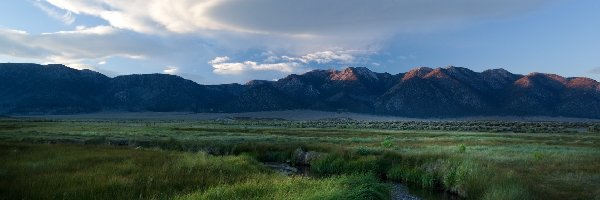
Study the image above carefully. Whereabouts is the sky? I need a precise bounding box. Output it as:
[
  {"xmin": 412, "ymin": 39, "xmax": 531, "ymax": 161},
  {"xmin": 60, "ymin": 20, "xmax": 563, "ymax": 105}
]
[{"xmin": 1, "ymin": 0, "xmax": 599, "ymax": 84}]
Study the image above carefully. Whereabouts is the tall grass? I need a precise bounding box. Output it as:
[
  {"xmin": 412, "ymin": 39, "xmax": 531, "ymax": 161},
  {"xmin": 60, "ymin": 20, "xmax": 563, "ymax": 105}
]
[
  {"xmin": 1, "ymin": 119, "xmax": 599, "ymax": 199},
  {"xmin": 311, "ymin": 149, "xmax": 534, "ymax": 199},
  {"xmin": 0, "ymin": 143, "xmax": 389, "ymax": 200},
  {"xmin": 0, "ymin": 143, "xmax": 264, "ymax": 199},
  {"xmin": 176, "ymin": 174, "xmax": 389, "ymax": 200}
]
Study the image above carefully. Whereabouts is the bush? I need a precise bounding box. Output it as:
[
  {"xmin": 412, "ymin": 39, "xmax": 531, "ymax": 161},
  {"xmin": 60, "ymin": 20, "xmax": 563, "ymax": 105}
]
[
  {"xmin": 532, "ymin": 151, "xmax": 544, "ymax": 161},
  {"xmin": 355, "ymin": 146, "xmax": 373, "ymax": 155},
  {"xmin": 458, "ymin": 144, "xmax": 466, "ymax": 153},
  {"xmin": 440, "ymin": 159, "xmax": 487, "ymax": 197},
  {"xmin": 381, "ymin": 137, "xmax": 394, "ymax": 149}
]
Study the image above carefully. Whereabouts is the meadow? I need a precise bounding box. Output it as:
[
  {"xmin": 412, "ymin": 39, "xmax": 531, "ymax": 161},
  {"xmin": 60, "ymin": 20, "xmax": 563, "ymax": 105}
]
[{"xmin": 0, "ymin": 118, "xmax": 599, "ymax": 200}]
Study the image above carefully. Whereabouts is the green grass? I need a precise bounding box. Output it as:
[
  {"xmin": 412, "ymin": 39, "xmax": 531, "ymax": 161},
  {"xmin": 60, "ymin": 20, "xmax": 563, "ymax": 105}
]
[
  {"xmin": 176, "ymin": 174, "xmax": 388, "ymax": 200},
  {"xmin": 0, "ymin": 143, "xmax": 388, "ymax": 200},
  {"xmin": 1, "ymin": 119, "xmax": 599, "ymax": 199},
  {"xmin": 0, "ymin": 143, "xmax": 265, "ymax": 199}
]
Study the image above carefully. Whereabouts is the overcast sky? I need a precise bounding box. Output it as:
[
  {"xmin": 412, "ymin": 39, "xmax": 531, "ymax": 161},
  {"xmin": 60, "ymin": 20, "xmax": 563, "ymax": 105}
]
[{"xmin": 1, "ymin": 0, "xmax": 599, "ymax": 84}]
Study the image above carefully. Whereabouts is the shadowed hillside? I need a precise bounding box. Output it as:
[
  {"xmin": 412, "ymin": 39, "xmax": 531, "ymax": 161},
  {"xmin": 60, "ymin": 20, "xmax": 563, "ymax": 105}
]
[{"xmin": 1, "ymin": 63, "xmax": 599, "ymax": 118}]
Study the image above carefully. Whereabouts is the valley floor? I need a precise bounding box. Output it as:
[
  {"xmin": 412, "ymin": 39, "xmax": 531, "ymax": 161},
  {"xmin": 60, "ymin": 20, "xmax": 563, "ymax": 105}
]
[
  {"xmin": 10, "ymin": 109, "xmax": 600, "ymax": 122},
  {"xmin": 0, "ymin": 118, "xmax": 599, "ymax": 199}
]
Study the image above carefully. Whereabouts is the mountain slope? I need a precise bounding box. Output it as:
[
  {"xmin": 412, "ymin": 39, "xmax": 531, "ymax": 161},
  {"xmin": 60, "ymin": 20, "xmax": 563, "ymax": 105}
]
[
  {"xmin": 104, "ymin": 74, "xmax": 207, "ymax": 112},
  {"xmin": 1, "ymin": 63, "xmax": 598, "ymax": 118},
  {"xmin": 0, "ymin": 63, "xmax": 109, "ymax": 114}
]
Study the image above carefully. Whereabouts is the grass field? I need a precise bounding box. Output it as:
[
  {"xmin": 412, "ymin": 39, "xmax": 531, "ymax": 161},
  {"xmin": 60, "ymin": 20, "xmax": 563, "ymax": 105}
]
[
  {"xmin": 0, "ymin": 143, "xmax": 387, "ymax": 200},
  {"xmin": 1, "ymin": 118, "xmax": 599, "ymax": 200}
]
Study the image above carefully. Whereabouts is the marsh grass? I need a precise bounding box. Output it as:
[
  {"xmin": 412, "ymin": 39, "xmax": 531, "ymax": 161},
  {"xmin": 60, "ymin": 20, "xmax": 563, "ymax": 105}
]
[
  {"xmin": 458, "ymin": 144, "xmax": 466, "ymax": 153},
  {"xmin": 176, "ymin": 174, "xmax": 389, "ymax": 200},
  {"xmin": 0, "ymin": 143, "xmax": 389, "ymax": 200},
  {"xmin": 1, "ymin": 119, "xmax": 599, "ymax": 199},
  {"xmin": 0, "ymin": 143, "xmax": 274, "ymax": 200}
]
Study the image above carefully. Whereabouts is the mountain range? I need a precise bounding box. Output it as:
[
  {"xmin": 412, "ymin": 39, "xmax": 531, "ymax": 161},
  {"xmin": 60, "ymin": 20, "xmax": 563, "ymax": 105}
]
[{"xmin": 1, "ymin": 63, "xmax": 599, "ymax": 118}]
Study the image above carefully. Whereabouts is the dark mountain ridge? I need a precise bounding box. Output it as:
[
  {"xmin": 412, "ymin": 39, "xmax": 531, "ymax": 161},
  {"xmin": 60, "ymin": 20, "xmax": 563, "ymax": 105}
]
[{"xmin": 1, "ymin": 63, "xmax": 599, "ymax": 118}]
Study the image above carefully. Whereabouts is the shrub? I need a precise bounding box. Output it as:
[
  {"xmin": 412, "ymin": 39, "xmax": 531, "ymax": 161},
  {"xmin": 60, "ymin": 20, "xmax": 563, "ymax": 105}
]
[
  {"xmin": 458, "ymin": 144, "xmax": 466, "ymax": 153},
  {"xmin": 381, "ymin": 137, "xmax": 394, "ymax": 149},
  {"xmin": 355, "ymin": 146, "xmax": 372, "ymax": 155},
  {"xmin": 532, "ymin": 151, "xmax": 544, "ymax": 161},
  {"xmin": 440, "ymin": 159, "xmax": 485, "ymax": 197}
]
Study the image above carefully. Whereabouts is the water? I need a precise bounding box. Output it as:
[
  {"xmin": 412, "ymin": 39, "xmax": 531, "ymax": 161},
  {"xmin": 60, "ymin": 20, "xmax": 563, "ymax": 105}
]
[
  {"xmin": 262, "ymin": 162, "xmax": 310, "ymax": 176},
  {"xmin": 262, "ymin": 162, "xmax": 459, "ymax": 200},
  {"xmin": 391, "ymin": 184, "xmax": 420, "ymax": 200},
  {"xmin": 402, "ymin": 184, "xmax": 461, "ymax": 200}
]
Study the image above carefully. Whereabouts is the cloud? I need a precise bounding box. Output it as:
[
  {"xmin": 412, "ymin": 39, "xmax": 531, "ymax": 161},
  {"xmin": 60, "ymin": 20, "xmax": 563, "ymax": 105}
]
[
  {"xmin": 209, "ymin": 56, "xmax": 231, "ymax": 65},
  {"xmin": 44, "ymin": 0, "xmax": 226, "ymax": 34},
  {"xmin": 283, "ymin": 51, "xmax": 357, "ymax": 64},
  {"xmin": 33, "ymin": 0, "xmax": 76, "ymax": 25},
  {"xmin": 35, "ymin": 0, "xmax": 556, "ymax": 52},
  {"xmin": 37, "ymin": 0, "xmax": 554, "ymax": 71},
  {"xmin": 163, "ymin": 66, "xmax": 178, "ymax": 74},
  {"xmin": 46, "ymin": 26, "xmax": 117, "ymax": 35},
  {"xmin": 3, "ymin": 0, "xmax": 561, "ymax": 84},
  {"xmin": 45, "ymin": 0, "xmax": 549, "ymax": 35},
  {"xmin": 208, "ymin": 0, "xmax": 549, "ymax": 35},
  {"xmin": 250, "ymin": 62, "xmax": 298, "ymax": 73},
  {"xmin": 0, "ymin": 26, "xmax": 227, "ymax": 83},
  {"xmin": 0, "ymin": 27, "xmax": 151, "ymax": 65},
  {"xmin": 589, "ymin": 68, "xmax": 600, "ymax": 75},
  {"xmin": 209, "ymin": 57, "xmax": 299, "ymax": 75},
  {"xmin": 44, "ymin": 55, "xmax": 91, "ymax": 70},
  {"xmin": 208, "ymin": 50, "xmax": 371, "ymax": 75}
]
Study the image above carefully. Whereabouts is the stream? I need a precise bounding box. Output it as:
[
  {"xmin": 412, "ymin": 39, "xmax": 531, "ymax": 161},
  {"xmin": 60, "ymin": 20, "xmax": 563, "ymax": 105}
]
[{"xmin": 263, "ymin": 162, "xmax": 459, "ymax": 200}]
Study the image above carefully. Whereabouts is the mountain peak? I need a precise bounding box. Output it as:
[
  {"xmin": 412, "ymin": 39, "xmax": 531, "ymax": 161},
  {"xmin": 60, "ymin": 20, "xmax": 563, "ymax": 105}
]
[
  {"xmin": 330, "ymin": 68, "xmax": 357, "ymax": 81},
  {"xmin": 567, "ymin": 77, "xmax": 599, "ymax": 89},
  {"xmin": 525, "ymin": 72, "xmax": 568, "ymax": 83},
  {"xmin": 349, "ymin": 67, "xmax": 379, "ymax": 80},
  {"xmin": 443, "ymin": 66, "xmax": 474, "ymax": 73},
  {"xmin": 245, "ymin": 80, "xmax": 271, "ymax": 86},
  {"xmin": 402, "ymin": 67, "xmax": 433, "ymax": 81},
  {"xmin": 515, "ymin": 72, "xmax": 568, "ymax": 88},
  {"xmin": 482, "ymin": 68, "xmax": 513, "ymax": 77},
  {"xmin": 2, "ymin": 63, "xmax": 600, "ymax": 118},
  {"xmin": 480, "ymin": 68, "xmax": 520, "ymax": 89},
  {"xmin": 44, "ymin": 64, "xmax": 68, "ymax": 68},
  {"xmin": 330, "ymin": 67, "xmax": 378, "ymax": 81}
]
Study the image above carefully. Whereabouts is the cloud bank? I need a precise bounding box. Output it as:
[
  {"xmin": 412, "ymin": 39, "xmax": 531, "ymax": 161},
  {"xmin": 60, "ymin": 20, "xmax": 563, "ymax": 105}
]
[
  {"xmin": 0, "ymin": 27, "xmax": 156, "ymax": 69},
  {"xmin": 208, "ymin": 50, "xmax": 371, "ymax": 75},
  {"xmin": 33, "ymin": 1, "xmax": 75, "ymax": 25},
  {"xmin": 45, "ymin": 0, "xmax": 547, "ymax": 37},
  {"xmin": 0, "ymin": 0, "xmax": 559, "ymax": 83},
  {"xmin": 41, "ymin": 0, "xmax": 552, "ymax": 54}
]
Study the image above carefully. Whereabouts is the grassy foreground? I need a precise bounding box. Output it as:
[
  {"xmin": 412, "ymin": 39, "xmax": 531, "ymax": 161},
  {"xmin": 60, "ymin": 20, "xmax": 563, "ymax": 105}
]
[
  {"xmin": 0, "ymin": 118, "xmax": 599, "ymax": 199},
  {"xmin": 0, "ymin": 143, "xmax": 388, "ymax": 200}
]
